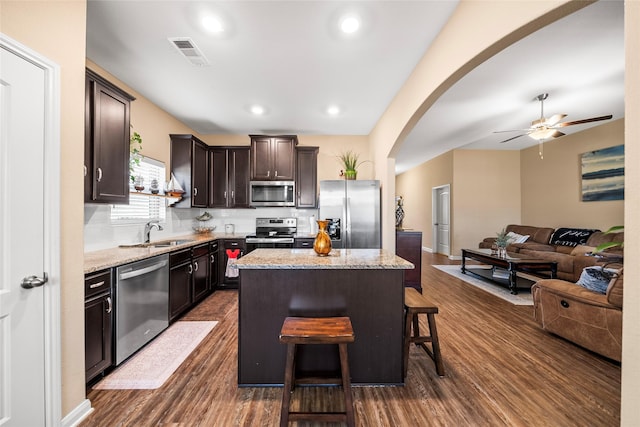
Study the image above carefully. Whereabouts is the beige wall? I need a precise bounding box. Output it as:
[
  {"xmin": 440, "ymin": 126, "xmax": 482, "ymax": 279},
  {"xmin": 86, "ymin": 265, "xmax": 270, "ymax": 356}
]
[
  {"xmin": 622, "ymin": 0, "xmax": 640, "ymax": 423},
  {"xmin": 521, "ymin": 119, "xmax": 624, "ymax": 230},
  {"xmin": 1, "ymin": 0, "xmax": 87, "ymax": 417},
  {"xmin": 452, "ymin": 150, "xmax": 521, "ymax": 255},
  {"xmin": 396, "ymin": 150, "xmax": 453, "ymax": 249}
]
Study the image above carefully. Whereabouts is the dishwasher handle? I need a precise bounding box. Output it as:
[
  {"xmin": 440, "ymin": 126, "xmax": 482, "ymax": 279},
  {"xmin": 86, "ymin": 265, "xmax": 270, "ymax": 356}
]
[{"xmin": 119, "ymin": 259, "xmax": 168, "ymax": 280}]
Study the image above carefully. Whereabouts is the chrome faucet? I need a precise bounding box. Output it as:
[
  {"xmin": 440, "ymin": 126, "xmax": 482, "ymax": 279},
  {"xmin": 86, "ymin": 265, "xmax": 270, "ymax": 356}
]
[{"xmin": 144, "ymin": 220, "xmax": 163, "ymax": 244}]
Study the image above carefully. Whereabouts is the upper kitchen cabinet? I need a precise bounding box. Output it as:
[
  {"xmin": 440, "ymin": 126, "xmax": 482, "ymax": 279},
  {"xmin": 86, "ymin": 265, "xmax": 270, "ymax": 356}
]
[
  {"xmin": 170, "ymin": 134, "xmax": 209, "ymax": 208},
  {"xmin": 296, "ymin": 146, "xmax": 318, "ymax": 208},
  {"xmin": 249, "ymin": 135, "xmax": 297, "ymax": 181},
  {"xmin": 210, "ymin": 147, "xmax": 251, "ymax": 208},
  {"xmin": 84, "ymin": 69, "xmax": 135, "ymax": 204}
]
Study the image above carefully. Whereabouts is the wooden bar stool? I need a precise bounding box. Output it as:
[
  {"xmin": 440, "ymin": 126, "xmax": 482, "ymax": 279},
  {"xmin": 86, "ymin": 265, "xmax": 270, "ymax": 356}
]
[
  {"xmin": 279, "ymin": 316, "xmax": 356, "ymax": 427},
  {"xmin": 404, "ymin": 287, "xmax": 445, "ymax": 377}
]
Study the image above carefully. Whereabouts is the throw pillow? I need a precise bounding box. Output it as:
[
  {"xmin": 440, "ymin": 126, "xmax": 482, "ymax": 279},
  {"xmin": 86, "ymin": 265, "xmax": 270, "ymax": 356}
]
[
  {"xmin": 576, "ymin": 266, "xmax": 618, "ymax": 294},
  {"xmin": 550, "ymin": 228, "xmax": 599, "ymax": 247},
  {"xmin": 506, "ymin": 231, "xmax": 530, "ymax": 244}
]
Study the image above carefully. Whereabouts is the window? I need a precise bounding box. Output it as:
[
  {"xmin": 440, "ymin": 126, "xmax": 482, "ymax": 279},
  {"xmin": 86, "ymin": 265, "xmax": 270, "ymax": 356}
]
[{"xmin": 111, "ymin": 157, "xmax": 167, "ymax": 222}]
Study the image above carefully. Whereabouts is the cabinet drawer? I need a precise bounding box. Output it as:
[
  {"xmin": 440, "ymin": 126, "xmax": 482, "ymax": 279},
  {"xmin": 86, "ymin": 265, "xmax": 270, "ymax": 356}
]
[
  {"xmin": 294, "ymin": 238, "xmax": 315, "ymax": 248},
  {"xmin": 85, "ymin": 270, "xmax": 111, "ymax": 299},
  {"xmin": 170, "ymin": 248, "xmax": 191, "ymax": 266},
  {"xmin": 192, "ymin": 243, "xmax": 209, "ymax": 258},
  {"xmin": 210, "ymin": 240, "xmax": 219, "ymax": 252}
]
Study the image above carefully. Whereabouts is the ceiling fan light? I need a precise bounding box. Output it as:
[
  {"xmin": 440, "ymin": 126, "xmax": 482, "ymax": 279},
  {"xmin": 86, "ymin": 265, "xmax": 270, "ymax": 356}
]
[{"xmin": 529, "ymin": 127, "xmax": 557, "ymax": 141}]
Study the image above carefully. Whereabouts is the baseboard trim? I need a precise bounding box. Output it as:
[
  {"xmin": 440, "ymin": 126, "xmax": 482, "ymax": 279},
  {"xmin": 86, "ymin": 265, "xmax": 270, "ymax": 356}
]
[
  {"xmin": 61, "ymin": 399, "xmax": 93, "ymax": 427},
  {"xmin": 422, "ymin": 246, "xmax": 432, "ymax": 253}
]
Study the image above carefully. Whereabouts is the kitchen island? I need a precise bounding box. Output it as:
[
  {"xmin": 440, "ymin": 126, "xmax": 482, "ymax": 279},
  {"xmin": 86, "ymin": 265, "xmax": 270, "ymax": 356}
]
[{"xmin": 236, "ymin": 248, "xmax": 413, "ymax": 386}]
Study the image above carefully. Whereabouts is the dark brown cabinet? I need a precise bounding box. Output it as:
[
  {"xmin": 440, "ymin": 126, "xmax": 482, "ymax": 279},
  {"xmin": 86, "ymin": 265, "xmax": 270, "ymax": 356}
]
[
  {"xmin": 169, "ymin": 243, "xmax": 215, "ymax": 322},
  {"xmin": 250, "ymin": 135, "xmax": 297, "ymax": 181},
  {"xmin": 170, "ymin": 134, "xmax": 209, "ymax": 208},
  {"xmin": 85, "ymin": 269, "xmax": 113, "ymax": 384},
  {"xmin": 209, "ymin": 147, "xmax": 251, "ymax": 208},
  {"xmin": 209, "ymin": 241, "xmax": 219, "ymax": 289},
  {"xmin": 396, "ymin": 230, "xmax": 423, "ymax": 292},
  {"xmin": 294, "ymin": 237, "xmax": 315, "ymax": 249},
  {"xmin": 84, "ymin": 69, "xmax": 134, "ymax": 204},
  {"xmin": 295, "ymin": 146, "xmax": 318, "ymax": 208}
]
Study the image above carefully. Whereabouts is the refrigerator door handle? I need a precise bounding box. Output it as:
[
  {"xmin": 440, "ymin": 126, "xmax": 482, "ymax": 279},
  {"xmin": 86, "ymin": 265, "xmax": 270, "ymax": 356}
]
[{"xmin": 344, "ymin": 197, "xmax": 350, "ymax": 248}]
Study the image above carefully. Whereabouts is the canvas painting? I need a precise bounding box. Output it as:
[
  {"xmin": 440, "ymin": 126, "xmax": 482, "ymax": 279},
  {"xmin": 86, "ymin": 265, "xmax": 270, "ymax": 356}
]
[{"xmin": 581, "ymin": 144, "xmax": 624, "ymax": 201}]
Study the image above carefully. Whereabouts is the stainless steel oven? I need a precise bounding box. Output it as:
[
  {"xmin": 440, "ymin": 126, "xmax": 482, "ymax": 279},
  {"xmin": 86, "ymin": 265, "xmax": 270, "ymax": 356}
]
[{"xmin": 245, "ymin": 217, "xmax": 296, "ymax": 252}]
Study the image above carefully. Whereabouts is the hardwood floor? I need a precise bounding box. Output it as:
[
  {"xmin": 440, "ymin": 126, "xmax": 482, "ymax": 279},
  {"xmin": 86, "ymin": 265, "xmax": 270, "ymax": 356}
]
[{"xmin": 82, "ymin": 253, "xmax": 620, "ymax": 426}]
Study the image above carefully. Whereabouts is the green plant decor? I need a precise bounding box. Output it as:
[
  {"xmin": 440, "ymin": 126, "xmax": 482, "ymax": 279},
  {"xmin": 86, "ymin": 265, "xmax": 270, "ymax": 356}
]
[
  {"xmin": 337, "ymin": 150, "xmax": 368, "ymax": 179},
  {"xmin": 495, "ymin": 228, "xmax": 510, "ymax": 248},
  {"xmin": 594, "ymin": 225, "xmax": 624, "ymax": 253},
  {"xmin": 129, "ymin": 130, "xmax": 143, "ymax": 183}
]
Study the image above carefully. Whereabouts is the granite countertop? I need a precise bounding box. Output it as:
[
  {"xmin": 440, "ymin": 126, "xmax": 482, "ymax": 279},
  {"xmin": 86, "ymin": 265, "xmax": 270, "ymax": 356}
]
[
  {"xmin": 235, "ymin": 248, "xmax": 414, "ymax": 270},
  {"xmin": 84, "ymin": 232, "xmax": 249, "ymax": 274}
]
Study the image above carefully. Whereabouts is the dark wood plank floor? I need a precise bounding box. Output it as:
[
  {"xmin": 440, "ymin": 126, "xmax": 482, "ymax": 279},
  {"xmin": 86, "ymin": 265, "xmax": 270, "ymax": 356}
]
[{"xmin": 82, "ymin": 253, "xmax": 620, "ymax": 426}]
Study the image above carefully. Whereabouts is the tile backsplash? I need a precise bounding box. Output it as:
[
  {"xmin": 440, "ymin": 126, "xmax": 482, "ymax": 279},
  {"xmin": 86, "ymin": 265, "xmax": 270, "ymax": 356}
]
[{"xmin": 84, "ymin": 205, "xmax": 319, "ymax": 252}]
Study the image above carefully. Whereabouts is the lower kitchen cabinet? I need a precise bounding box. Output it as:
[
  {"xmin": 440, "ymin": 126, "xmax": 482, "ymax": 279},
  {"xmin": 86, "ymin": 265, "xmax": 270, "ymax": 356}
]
[
  {"xmin": 209, "ymin": 241, "xmax": 219, "ymax": 289},
  {"xmin": 396, "ymin": 230, "xmax": 423, "ymax": 292},
  {"xmin": 85, "ymin": 269, "xmax": 113, "ymax": 384},
  {"xmin": 169, "ymin": 243, "xmax": 215, "ymax": 322},
  {"xmin": 219, "ymin": 238, "xmax": 246, "ymax": 289}
]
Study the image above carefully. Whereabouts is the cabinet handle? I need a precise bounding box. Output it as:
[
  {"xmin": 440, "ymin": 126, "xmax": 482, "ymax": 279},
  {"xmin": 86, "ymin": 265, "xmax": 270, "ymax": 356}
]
[
  {"xmin": 96, "ymin": 167, "xmax": 103, "ymax": 182},
  {"xmin": 194, "ymin": 261, "xmax": 199, "ymax": 272},
  {"xmin": 210, "ymin": 254, "xmax": 215, "ymax": 264},
  {"xmin": 89, "ymin": 281, "xmax": 105, "ymax": 289},
  {"xmin": 188, "ymin": 264, "xmax": 193, "ymax": 274},
  {"xmin": 231, "ymin": 242, "xmax": 238, "ymax": 246},
  {"xmin": 231, "ymin": 190, "xmax": 235, "ymax": 200},
  {"xmin": 194, "ymin": 187, "xmax": 198, "ymax": 197},
  {"xmin": 267, "ymin": 170, "xmax": 270, "ymax": 178},
  {"xmin": 275, "ymin": 170, "xmax": 278, "ymax": 177},
  {"xmin": 224, "ymin": 191, "xmax": 227, "ymax": 200},
  {"xmin": 84, "ymin": 165, "xmax": 87, "ymax": 177},
  {"xmin": 106, "ymin": 296, "xmax": 112, "ymax": 314}
]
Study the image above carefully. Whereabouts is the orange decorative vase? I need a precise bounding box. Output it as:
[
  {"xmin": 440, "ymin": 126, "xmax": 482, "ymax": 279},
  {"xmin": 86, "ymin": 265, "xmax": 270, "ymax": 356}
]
[{"xmin": 313, "ymin": 220, "xmax": 332, "ymax": 256}]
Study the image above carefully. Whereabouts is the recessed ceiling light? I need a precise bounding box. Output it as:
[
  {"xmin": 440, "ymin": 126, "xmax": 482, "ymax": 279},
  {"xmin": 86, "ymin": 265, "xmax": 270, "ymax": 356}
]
[
  {"xmin": 327, "ymin": 105, "xmax": 341, "ymax": 116},
  {"xmin": 202, "ymin": 15, "xmax": 224, "ymax": 33},
  {"xmin": 340, "ymin": 16, "xmax": 360, "ymax": 34},
  {"xmin": 250, "ymin": 105, "xmax": 265, "ymax": 115}
]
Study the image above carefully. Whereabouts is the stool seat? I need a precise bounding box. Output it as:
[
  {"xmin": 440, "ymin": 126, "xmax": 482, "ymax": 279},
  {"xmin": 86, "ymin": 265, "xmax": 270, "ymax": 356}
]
[
  {"xmin": 404, "ymin": 287, "xmax": 445, "ymax": 377},
  {"xmin": 279, "ymin": 316, "xmax": 355, "ymax": 344},
  {"xmin": 279, "ymin": 316, "xmax": 356, "ymax": 427}
]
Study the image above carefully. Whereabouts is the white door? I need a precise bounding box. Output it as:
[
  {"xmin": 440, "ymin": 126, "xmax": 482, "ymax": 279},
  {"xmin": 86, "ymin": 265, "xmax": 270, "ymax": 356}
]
[
  {"xmin": 0, "ymin": 41, "xmax": 58, "ymax": 426},
  {"xmin": 432, "ymin": 185, "xmax": 450, "ymax": 256}
]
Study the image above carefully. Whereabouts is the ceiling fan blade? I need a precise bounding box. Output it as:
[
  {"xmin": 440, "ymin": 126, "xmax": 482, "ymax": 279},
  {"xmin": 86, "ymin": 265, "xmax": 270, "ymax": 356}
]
[
  {"xmin": 550, "ymin": 130, "xmax": 565, "ymax": 138},
  {"xmin": 556, "ymin": 115, "xmax": 613, "ymax": 127},
  {"xmin": 499, "ymin": 133, "xmax": 526, "ymax": 143},
  {"xmin": 545, "ymin": 113, "xmax": 567, "ymax": 126}
]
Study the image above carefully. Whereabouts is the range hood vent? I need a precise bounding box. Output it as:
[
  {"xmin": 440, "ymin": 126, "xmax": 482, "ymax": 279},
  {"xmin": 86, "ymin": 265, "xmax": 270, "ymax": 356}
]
[{"xmin": 168, "ymin": 37, "xmax": 209, "ymax": 67}]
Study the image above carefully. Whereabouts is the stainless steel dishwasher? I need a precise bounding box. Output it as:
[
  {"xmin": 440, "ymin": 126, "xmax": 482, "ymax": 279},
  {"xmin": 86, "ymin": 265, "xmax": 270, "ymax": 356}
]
[{"xmin": 115, "ymin": 254, "xmax": 169, "ymax": 365}]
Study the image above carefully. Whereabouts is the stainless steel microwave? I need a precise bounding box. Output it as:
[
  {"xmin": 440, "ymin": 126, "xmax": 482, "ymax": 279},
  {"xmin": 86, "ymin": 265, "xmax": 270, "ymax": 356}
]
[{"xmin": 250, "ymin": 181, "xmax": 295, "ymax": 207}]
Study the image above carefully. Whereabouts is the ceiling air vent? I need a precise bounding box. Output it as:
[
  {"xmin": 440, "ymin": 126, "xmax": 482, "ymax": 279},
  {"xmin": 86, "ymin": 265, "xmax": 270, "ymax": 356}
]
[{"xmin": 168, "ymin": 37, "xmax": 209, "ymax": 67}]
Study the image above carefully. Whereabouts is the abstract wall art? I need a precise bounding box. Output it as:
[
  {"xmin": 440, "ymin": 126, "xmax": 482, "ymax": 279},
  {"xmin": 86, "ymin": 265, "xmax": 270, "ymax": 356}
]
[{"xmin": 581, "ymin": 144, "xmax": 624, "ymax": 201}]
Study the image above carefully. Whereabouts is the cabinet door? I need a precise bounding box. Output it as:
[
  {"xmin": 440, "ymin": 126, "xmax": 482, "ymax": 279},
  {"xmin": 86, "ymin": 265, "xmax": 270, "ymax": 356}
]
[
  {"xmin": 396, "ymin": 231, "xmax": 423, "ymax": 291},
  {"xmin": 250, "ymin": 136, "xmax": 272, "ymax": 180},
  {"xmin": 210, "ymin": 242, "xmax": 219, "ymax": 289},
  {"xmin": 85, "ymin": 294, "xmax": 113, "ymax": 383},
  {"xmin": 87, "ymin": 78, "xmax": 131, "ymax": 204},
  {"xmin": 192, "ymin": 141, "xmax": 209, "ymax": 207},
  {"xmin": 169, "ymin": 262, "xmax": 192, "ymax": 321},
  {"xmin": 192, "ymin": 252, "xmax": 210, "ymax": 304},
  {"xmin": 209, "ymin": 148, "xmax": 229, "ymax": 208},
  {"xmin": 296, "ymin": 147, "xmax": 318, "ymax": 208},
  {"xmin": 229, "ymin": 148, "xmax": 251, "ymax": 207},
  {"xmin": 272, "ymin": 137, "xmax": 296, "ymax": 180}
]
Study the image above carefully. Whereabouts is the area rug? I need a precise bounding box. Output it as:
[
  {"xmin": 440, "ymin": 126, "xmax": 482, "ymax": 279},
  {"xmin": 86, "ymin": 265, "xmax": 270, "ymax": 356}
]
[
  {"xmin": 433, "ymin": 265, "xmax": 535, "ymax": 306},
  {"xmin": 93, "ymin": 320, "xmax": 217, "ymax": 390}
]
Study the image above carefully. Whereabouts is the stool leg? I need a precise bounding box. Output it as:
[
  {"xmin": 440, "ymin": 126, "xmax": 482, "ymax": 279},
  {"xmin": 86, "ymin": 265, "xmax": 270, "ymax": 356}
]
[
  {"xmin": 427, "ymin": 313, "xmax": 445, "ymax": 376},
  {"xmin": 412, "ymin": 312, "xmax": 420, "ymax": 344},
  {"xmin": 403, "ymin": 309, "xmax": 413, "ymax": 378},
  {"xmin": 338, "ymin": 343, "xmax": 355, "ymax": 427},
  {"xmin": 280, "ymin": 343, "xmax": 296, "ymax": 427}
]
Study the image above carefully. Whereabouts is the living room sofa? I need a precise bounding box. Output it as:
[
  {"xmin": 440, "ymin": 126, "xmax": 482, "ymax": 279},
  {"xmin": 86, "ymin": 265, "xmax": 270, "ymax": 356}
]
[
  {"xmin": 479, "ymin": 224, "xmax": 624, "ymax": 282},
  {"xmin": 532, "ymin": 269, "xmax": 623, "ymax": 362}
]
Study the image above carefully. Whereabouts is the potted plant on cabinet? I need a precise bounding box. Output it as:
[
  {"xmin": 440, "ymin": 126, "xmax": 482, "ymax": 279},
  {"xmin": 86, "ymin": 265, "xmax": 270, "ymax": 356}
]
[{"xmin": 338, "ymin": 150, "xmax": 366, "ymax": 180}]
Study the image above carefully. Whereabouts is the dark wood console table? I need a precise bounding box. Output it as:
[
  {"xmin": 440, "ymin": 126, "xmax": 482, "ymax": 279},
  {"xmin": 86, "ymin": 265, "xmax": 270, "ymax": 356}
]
[{"xmin": 461, "ymin": 248, "xmax": 557, "ymax": 295}]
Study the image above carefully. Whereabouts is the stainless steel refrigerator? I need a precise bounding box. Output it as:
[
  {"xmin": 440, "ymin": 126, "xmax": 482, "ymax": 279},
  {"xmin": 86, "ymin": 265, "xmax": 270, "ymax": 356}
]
[{"xmin": 319, "ymin": 180, "xmax": 381, "ymax": 249}]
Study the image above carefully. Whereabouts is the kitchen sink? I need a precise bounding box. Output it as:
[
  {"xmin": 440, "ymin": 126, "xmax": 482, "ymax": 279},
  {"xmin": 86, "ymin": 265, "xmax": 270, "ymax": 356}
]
[{"xmin": 118, "ymin": 239, "xmax": 195, "ymax": 248}]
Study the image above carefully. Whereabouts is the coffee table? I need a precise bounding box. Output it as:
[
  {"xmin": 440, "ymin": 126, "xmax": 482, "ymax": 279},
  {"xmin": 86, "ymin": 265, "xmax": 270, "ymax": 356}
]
[{"xmin": 461, "ymin": 248, "xmax": 557, "ymax": 294}]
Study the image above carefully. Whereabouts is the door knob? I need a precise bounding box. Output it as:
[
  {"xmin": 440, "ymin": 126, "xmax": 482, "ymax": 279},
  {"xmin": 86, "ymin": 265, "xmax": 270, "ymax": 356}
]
[{"xmin": 21, "ymin": 273, "xmax": 48, "ymax": 289}]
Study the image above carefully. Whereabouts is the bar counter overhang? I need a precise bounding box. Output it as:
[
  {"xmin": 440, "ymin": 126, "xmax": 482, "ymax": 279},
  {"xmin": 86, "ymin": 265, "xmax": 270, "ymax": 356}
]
[{"xmin": 236, "ymin": 248, "xmax": 414, "ymax": 386}]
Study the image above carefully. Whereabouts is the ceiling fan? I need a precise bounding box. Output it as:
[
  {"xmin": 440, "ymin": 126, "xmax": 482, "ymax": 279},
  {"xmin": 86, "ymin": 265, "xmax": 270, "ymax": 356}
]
[{"xmin": 495, "ymin": 93, "xmax": 613, "ymax": 144}]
